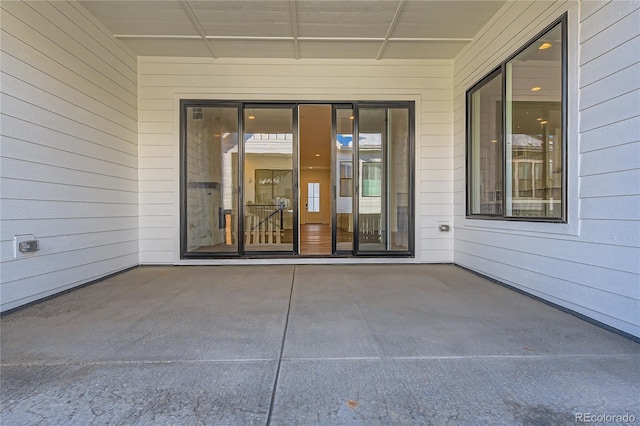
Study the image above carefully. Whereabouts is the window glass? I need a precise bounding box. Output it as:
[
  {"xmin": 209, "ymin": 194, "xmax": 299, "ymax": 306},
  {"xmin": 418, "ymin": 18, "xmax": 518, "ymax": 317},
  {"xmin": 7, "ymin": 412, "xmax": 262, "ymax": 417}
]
[
  {"xmin": 469, "ymin": 72, "xmax": 503, "ymax": 215},
  {"xmin": 336, "ymin": 109, "xmax": 354, "ymax": 251},
  {"xmin": 358, "ymin": 107, "xmax": 410, "ymax": 252},
  {"xmin": 184, "ymin": 106, "xmax": 239, "ymax": 254},
  {"xmin": 505, "ymin": 23, "xmax": 563, "ymax": 218},
  {"xmin": 244, "ymin": 108, "xmax": 294, "ymax": 251}
]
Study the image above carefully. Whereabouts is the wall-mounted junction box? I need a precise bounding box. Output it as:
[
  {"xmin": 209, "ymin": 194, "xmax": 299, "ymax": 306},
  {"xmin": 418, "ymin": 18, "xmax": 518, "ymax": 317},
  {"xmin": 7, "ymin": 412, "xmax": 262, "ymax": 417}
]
[
  {"xmin": 437, "ymin": 222, "xmax": 451, "ymax": 232},
  {"xmin": 14, "ymin": 234, "xmax": 39, "ymax": 258}
]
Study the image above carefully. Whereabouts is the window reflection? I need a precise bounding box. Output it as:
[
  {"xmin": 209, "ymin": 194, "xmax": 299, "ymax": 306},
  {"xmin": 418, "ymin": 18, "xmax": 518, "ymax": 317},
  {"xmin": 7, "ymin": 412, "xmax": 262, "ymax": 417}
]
[
  {"xmin": 185, "ymin": 106, "xmax": 239, "ymax": 253},
  {"xmin": 469, "ymin": 72, "xmax": 503, "ymax": 215},
  {"xmin": 336, "ymin": 109, "xmax": 354, "ymax": 251},
  {"xmin": 243, "ymin": 109, "xmax": 294, "ymax": 251},
  {"xmin": 506, "ymin": 24, "xmax": 563, "ymax": 218},
  {"xmin": 358, "ymin": 107, "xmax": 410, "ymax": 252}
]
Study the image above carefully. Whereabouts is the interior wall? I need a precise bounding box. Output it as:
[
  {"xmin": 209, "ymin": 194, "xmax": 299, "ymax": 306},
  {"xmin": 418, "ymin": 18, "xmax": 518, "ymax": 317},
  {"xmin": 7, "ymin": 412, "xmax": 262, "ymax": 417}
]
[
  {"xmin": 138, "ymin": 58, "xmax": 454, "ymax": 263},
  {"xmin": 0, "ymin": 0, "xmax": 139, "ymax": 311},
  {"xmin": 453, "ymin": 0, "xmax": 640, "ymax": 337}
]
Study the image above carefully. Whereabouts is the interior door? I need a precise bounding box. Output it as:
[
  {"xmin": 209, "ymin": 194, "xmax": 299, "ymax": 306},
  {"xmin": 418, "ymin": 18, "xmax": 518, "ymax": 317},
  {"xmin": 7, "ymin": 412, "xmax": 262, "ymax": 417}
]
[{"xmin": 304, "ymin": 181, "xmax": 322, "ymax": 223}]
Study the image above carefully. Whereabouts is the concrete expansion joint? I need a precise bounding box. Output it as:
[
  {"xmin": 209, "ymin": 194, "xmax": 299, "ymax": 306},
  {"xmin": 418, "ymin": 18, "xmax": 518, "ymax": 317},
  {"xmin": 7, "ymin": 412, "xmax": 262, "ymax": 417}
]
[{"xmin": 4, "ymin": 353, "xmax": 637, "ymax": 369}]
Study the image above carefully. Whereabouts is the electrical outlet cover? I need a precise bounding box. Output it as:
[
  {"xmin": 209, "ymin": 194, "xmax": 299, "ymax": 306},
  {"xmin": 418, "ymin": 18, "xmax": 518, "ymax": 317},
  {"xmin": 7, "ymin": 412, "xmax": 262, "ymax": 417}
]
[{"xmin": 14, "ymin": 234, "xmax": 36, "ymax": 258}]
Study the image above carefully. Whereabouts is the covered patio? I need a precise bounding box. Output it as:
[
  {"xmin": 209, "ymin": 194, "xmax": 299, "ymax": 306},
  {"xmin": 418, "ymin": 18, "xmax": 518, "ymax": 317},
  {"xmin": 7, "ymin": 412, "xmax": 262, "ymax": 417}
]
[{"xmin": 2, "ymin": 264, "xmax": 638, "ymax": 424}]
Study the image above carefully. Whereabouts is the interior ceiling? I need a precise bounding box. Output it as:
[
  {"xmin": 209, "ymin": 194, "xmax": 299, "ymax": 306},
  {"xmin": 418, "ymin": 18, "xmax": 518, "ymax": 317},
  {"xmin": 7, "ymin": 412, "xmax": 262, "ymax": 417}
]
[{"xmin": 79, "ymin": 0, "xmax": 506, "ymax": 60}]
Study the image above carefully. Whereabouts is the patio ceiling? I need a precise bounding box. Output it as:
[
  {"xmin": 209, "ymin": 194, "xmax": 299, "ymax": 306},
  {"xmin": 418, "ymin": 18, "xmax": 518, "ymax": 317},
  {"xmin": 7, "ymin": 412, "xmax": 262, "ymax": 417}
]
[{"xmin": 79, "ymin": 0, "xmax": 506, "ymax": 59}]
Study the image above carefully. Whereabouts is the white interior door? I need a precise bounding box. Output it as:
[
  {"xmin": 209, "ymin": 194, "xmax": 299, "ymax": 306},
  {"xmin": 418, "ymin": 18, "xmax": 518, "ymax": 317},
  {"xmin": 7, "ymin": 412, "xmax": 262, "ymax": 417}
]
[{"xmin": 304, "ymin": 181, "xmax": 322, "ymax": 224}]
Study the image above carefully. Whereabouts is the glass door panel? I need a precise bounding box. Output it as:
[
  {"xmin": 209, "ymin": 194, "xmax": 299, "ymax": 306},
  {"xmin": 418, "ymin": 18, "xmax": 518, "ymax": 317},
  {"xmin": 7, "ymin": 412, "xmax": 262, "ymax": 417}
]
[
  {"xmin": 388, "ymin": 108, "xmax": 410, "ymax": 251},
  {"xmin": 357, "ymin": 108, "xmax": 387, "ymax": 251},
  {"xmin": 184, "ymin": 105, "xmax": 239, "ymax": 255},
  {"xmin": 334, "ymin": 107, "xmax": 354, "ymax": 252},
  {"xmin": 243, "ymin": 107, "xmax": 295, "ymax": 252},
  {"xmin": 357, "ymin": 106, "xmax": 411, "ymax": 253}
]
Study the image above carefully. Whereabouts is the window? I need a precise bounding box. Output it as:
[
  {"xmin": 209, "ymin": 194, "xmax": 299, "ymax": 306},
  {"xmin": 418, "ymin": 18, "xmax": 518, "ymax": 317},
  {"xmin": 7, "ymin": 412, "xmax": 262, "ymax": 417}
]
[
  {"xmin": 467, "ymin": 16, "xmax": 566, "ymax": 221},
  {"xmin": 340, "ymin": 161, "xmax": 353, "ymax": 197},
  {"xmin": 362, "ymin": 162, "xmax": 382, "ymax": 197}
]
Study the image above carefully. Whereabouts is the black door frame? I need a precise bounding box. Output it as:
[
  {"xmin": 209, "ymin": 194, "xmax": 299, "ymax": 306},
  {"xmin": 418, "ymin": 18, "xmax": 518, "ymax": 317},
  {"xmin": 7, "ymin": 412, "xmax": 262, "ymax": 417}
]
[{"xmin": 180, "ymin": 100, "xmax": 415, "ymax": 259}]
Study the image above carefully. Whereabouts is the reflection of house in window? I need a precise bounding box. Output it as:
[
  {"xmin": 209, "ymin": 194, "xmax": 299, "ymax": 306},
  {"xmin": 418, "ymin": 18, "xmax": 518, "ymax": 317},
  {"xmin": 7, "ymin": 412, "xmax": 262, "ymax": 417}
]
[
  {"xmin": 339, "ymin": 161, "xmax": 353, "ymax": 197},
  {"xmin": 255, "ymin": 169, "xmax": 292, "ymax": 204},
  {"xmin": 510, "ymin": 103, "xmax": 561, "ymax": 208},
  {"xmin": 362, "ymin": 163, "xmax": 382, "ymax": 196},
  {"xmin": 358, "ymin": 132, "xmax": 383, "ymax": 199}
]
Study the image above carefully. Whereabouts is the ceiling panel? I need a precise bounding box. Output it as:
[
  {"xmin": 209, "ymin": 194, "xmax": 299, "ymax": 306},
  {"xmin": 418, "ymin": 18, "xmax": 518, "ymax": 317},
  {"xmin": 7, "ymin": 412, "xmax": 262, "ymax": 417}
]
[
  {"xmin": 79, "ymin": 1, "xmax": 197, "ymax": 36},
  {"xmin": 296, "ymin": 0, "xmax": 398, "ymax": 38},
  {"xmin": 381, "ymin": 40, "xmax": 470, "ymax": 60},
  {"xmin": 391, "ymin": 1, "xmax": 506, "ymax": 39},
  {"xmin": 189, "ymin": 1, "xmax": 292, "ymax": 37},
  {"xmin": 212, "ymin": 40, "xmax": 295, "ymax": 58},
  {"xmin": 122, "ymin": 39, "xmax": 213, "ymax": 57},
  {"xmin": 299, "ymin": 40, "xmax": 382, "ymax": 59},
  {"xmin": 78, "ymin": 0, "xmax": 507, "ymax": 59}
]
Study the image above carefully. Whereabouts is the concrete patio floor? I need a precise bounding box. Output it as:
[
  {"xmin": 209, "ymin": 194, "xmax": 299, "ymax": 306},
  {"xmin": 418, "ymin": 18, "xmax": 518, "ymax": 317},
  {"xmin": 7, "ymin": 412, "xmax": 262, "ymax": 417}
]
[{"xmin": 1, "ymin": 264, "xmax": 638, "ymax": 425}]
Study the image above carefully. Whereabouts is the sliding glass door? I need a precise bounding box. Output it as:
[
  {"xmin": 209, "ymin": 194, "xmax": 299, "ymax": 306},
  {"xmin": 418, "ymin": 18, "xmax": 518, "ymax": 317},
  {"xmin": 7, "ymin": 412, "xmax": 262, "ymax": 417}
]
[{"xmin": 181, "ymin": 101, "xmax": 412, "ymax": 258}]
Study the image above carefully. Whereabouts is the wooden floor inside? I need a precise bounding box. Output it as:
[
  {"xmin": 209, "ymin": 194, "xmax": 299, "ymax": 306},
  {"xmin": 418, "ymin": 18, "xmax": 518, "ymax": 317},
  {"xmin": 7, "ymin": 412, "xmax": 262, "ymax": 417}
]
[
  {"xmin": 192, "ymin": 225, "xmax": 357, "ymax": 255},
  {"xmin": 299, "ymin": 224, "xmax": 331, "ymax": 255}
]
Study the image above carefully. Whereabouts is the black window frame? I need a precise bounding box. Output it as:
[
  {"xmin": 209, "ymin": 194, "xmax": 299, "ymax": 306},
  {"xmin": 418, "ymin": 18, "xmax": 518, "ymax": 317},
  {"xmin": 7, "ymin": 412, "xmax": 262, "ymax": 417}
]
[{"xmin": 466, "ymin": 14, "xmax": 568, "ymax": 223}]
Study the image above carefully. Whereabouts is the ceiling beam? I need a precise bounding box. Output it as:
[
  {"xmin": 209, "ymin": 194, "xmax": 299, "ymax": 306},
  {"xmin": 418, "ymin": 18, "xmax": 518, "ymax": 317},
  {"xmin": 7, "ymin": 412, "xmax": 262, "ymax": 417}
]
[
  {"xmin": 180, "ymin": 0, "xmax": 218, "ymax": 59},
  {"xmin": 289, "ymin": 0, "xmax": 300, "ymax": 59},
  {"xmin": 114, "ymin": 35, "xmax": 472, "ymax": 42},
  {"xmin": 115, "ymin": 35, "xmax": 202, "ymax": 40},
  {"xmin": 376, "ymin": 0, "xmax": 405, "ymax": 60}
]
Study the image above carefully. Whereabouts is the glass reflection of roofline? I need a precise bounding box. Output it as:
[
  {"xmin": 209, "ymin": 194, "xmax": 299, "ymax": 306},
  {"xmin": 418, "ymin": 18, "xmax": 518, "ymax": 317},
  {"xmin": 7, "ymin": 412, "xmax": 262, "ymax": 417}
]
[
  {"xmin": 337, "ymin": 133, "xmax": 382, "ymax": 148},
  {"xmin": 245, "ymin": 132, "xmax": 293, "ymax": 154}
]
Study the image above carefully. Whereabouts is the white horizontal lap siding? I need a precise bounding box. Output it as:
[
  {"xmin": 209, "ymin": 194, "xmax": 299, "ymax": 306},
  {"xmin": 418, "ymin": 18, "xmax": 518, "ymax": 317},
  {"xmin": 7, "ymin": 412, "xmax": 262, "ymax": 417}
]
[
  {"xmin": 0, "ymin": 1, "xmax": 138, "ymax": 311},
  {"xmin": 453, "ymin": 0, "xmax": 640, "ymax": 337},
  {"xmin": 138, "ymin": 58, "xmax": 453, "ymax": 264}
]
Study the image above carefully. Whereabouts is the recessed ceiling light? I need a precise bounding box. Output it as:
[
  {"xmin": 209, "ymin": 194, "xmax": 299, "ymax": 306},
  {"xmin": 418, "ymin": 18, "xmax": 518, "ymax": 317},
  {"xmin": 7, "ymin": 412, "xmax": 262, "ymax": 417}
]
[
  {"xmin": 491, "ymin": 139, "xmax": 498, "ymax": 143},
  {"xmin": 248, "ymin": 115, "xmax": 255, "ymax": 120},
  {"xmin": 539, "ymin": 42, "xmax": 552, "ymax": 50},
  {"xmin": 537, "ymin": 117, "xmax": 544, "ymax": 121},
  {"xmin": 349, "ymin": 115, "xmax": 354, "ymax": 120},
  {"xmin": 315, "ymin": 153, "xmax": 320, "ymax": 157},
  {"xmin": 531, "ymin": 86, "xmax": 542, "ymax": 92},
  {"xmin": 540, "ymin": 120, "xmax": 548, "ymax": 125}
]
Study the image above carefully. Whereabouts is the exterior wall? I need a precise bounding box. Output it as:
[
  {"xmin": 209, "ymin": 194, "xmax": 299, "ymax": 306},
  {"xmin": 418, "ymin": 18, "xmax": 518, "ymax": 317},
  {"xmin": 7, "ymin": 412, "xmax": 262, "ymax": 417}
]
[
  {"xmin": 138, "ymin": 58, "xmax": 454, "ymax": 264},
  {"xmin": 453, "ymin": 1, "xmax": 640, "ymax": 337},
  {"xmin": 0, "ymin": 1, "xmax": 139, "ymax": 311}
]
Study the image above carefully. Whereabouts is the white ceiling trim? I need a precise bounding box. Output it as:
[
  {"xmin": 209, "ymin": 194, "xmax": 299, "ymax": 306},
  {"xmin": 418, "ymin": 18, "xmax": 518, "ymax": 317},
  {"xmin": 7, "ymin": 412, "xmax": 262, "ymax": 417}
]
[
  {"xmin": 114, "ymin": 35, "xmax": 473, "ymax": 42},
  {"xmin": 179, "ymin": 0, "xmax": 218, "ymax": 58},
  {"xmin": 376, "ymin": 0, "xmax": 405, "ymax": 60},
  {"xmin": 115, "ymin": 35, "xmax": 202, "ymax": 39},
  {"xmin": 288, "ymin": 0, "xmax": 300, "ymax": 59}
]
